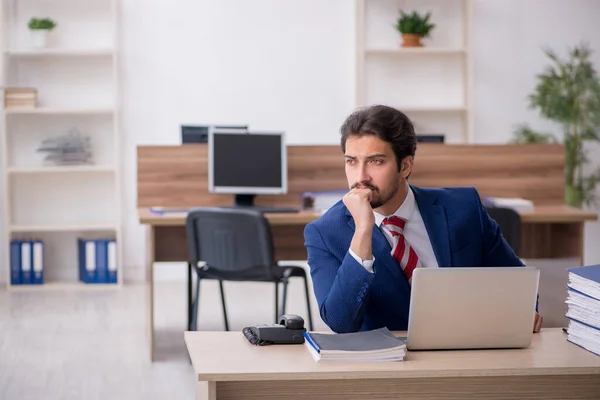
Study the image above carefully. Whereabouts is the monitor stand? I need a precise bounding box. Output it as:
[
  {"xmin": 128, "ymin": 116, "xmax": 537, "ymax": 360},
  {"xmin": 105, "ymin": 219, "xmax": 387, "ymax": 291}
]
[
  {"xmin": 220, "ymin": 194, "xmax": 299, "ymax": 214},
  {"xmin": 235, "ymin": 194, "xmax": 256, "ymax": 207}
]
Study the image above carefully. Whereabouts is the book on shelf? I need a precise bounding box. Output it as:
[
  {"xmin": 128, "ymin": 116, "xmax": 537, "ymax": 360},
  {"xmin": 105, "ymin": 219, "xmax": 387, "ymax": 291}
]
[
  {"xmin": 4, "ymin": 87, "xmax": 37, "ymax": 109},
  {"xmin": 566, "ymin": 264, "xmax": 600, "ymax": 356},
  {"xmin": 303, "ymin": 327, "xmax": 406, "ymax": 363}
]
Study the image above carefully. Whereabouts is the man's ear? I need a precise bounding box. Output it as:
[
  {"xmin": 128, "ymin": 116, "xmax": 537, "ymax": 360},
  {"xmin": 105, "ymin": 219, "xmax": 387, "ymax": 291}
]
[{"xmin": 400, "ymin": 156, "xmax": 413, "ymax": 179}]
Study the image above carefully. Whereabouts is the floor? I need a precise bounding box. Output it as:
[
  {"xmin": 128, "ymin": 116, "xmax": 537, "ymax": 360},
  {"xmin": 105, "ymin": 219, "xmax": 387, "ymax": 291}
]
[{"xmin": 0, "ymin": 266, "xmax": 328, "ymax": 400}]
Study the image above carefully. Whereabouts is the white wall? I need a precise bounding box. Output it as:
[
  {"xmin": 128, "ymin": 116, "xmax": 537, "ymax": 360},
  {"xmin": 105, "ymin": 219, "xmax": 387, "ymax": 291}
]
[
  {"xmin": 119, "ymin": 0, "xmax": 356, "ymax": 281},
  {"xmin": 1, "ymin": 0, "xmax": 599, "ymax": 283}
]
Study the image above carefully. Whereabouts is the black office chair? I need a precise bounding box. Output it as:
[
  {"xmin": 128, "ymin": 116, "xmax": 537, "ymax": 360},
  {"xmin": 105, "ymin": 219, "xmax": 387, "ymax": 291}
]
[
  {"xmin": 186, "ymin": 207, "xmax": 314, "ymax": 331},
  {"xmin": 485, "ymin": 207, "xmax": 522, "ymax": 256}
]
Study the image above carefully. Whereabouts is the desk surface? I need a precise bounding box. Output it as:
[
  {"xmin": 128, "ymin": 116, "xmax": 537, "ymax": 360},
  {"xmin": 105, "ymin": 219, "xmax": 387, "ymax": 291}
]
[
  {"xmin": 184, "ymin": 328, "xmax": 600, "ymax": 382},
  {"xmin": 139, "ymin": 205, "xmax": 597, "ymax": 226}
]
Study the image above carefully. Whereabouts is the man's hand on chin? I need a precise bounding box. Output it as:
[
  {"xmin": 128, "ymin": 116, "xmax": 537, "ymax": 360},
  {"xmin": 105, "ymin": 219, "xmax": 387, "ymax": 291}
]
[{"xmin": 533, "ymin": 312, "xmax": 543, "ymax": 333}]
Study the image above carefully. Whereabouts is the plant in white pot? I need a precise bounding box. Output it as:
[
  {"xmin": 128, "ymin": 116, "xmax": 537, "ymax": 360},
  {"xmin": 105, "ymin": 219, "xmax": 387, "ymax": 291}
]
[{"xmin": 28, "ymin": 18, "xmax": 57, "ymax": 48}]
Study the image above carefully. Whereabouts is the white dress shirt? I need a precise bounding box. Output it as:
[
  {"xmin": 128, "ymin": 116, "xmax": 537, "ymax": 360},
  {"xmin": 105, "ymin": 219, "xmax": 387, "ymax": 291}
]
[{"xmin": 349, "ymin": 185, "xmax": 439, "ymax": 273}]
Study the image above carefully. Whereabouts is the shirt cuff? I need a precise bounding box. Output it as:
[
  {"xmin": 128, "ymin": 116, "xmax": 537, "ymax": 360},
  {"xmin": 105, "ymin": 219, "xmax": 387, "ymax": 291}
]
[{"xmin": 349, "ymin": 249, "xmax": 375, "ymax": 273}]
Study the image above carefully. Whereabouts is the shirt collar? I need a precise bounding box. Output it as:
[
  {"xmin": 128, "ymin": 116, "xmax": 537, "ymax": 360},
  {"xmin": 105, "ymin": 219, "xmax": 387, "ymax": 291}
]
[{"xmin": 374, "ymin": 183, "xmax": 415, "ymax": 228}]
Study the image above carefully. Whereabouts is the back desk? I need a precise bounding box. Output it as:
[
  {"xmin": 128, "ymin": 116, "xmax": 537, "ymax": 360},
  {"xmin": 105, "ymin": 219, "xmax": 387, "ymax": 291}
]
[{"xmin": 137, "ymin": 143, "xmax": 597, "ymax": 361}]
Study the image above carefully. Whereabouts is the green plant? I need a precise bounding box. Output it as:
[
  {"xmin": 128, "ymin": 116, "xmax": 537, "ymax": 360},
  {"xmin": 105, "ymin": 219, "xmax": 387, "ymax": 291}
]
[
  {"xmin": 28, "ymin": 18, "xmax": 57, "ymax": 30},
  {"xmin": 511, "ymin": 43, "xmax": 600, "ymax": 208},
  {"xmin": 395, "ymin": 10, "xmax": 435, "ymax": 37}
]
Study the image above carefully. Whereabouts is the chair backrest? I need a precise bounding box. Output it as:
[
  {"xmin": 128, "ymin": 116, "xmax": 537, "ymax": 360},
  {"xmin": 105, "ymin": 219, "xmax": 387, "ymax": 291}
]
[
  {"xmin": 185, "ymin": 207, "xmax": 275, "ymax": 277},
  {"xmin": 485, "ymin": 207, "xmax": 522, "ymax": 256}
]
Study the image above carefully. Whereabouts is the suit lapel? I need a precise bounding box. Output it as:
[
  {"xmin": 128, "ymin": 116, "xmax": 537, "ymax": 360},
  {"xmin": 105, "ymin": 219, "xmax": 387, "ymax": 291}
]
[
  {"xmin": 411, "ymin": 185, "xmax": 452, "ymax": 267},
  {"xmin": 345, "ymin": 207, "xmax": 406, "ymax": 284}
]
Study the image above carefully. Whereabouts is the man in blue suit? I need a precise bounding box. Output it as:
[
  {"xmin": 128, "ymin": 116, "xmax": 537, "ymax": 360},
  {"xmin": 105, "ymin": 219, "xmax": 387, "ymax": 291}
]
[{"xmin": 304, "ymin": 105, "xmax": 543, "ymax": 334}]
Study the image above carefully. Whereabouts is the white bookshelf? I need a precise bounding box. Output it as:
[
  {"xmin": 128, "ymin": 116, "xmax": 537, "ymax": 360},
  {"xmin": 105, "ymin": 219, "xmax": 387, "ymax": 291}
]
[
  {"xmin": 0, "ymin": 0, "xmax": 122, "ymax": 289},
  {"xmin": 356, "ymin": 0, "xmax": 474, "ymax": 143}
]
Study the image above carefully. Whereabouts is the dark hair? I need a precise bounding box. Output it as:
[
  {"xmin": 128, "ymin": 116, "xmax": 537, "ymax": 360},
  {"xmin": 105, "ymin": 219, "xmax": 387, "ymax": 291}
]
[{"xmin": 340, "ymin": 105, "xmax": 417, "ymax": 171}]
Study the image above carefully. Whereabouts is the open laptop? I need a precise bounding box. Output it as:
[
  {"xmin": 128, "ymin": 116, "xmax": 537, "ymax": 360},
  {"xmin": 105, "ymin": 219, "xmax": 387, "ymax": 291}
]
[{"xmin": 406, "ymin": 267, "xmax": 540, "ymax": 350}]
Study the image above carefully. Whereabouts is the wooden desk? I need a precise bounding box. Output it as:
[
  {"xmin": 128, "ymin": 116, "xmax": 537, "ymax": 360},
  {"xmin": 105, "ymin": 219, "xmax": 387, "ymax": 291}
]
[
  {"xmin": 184, "ymin": 328, "xmax": 600, "ymax": 400},
  {"xmin": 140, "ymin": 206, "xmax": 596, "ymax": 361}
]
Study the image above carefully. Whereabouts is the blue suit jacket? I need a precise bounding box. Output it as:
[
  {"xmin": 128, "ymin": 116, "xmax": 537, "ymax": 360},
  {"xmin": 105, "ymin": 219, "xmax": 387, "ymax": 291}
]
[{"xmin": 303, "ymin": 185, "xmax": 524, "ymax": 333}]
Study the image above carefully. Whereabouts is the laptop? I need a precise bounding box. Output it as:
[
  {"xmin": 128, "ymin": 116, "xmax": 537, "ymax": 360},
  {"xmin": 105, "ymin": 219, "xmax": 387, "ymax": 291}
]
[{"xmin": 406, "ymin": 267, "xmax": 540, "ymax": 350}]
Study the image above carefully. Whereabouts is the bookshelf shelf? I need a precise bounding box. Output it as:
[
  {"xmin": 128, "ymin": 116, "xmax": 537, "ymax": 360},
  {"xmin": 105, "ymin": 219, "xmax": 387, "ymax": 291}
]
[
  {"xmin": 9, "ymin": 223, "xmax": 118, "ymax": 233},
  {"xmin": 8, "ymin": 282, "xmax": 120, "ymax": 291},
  {"xmin": 4, "ymin": 48, "xmax": 113, "ymax": 57},
  {"xmin": 356, "ymin": 0, "xmax": 474, "ymax": 143},
  {"xmin": 4, "ymin": 108, "xmax": 115, "ymax": 116},
  {"xmin": 1, "ymin": 0, "xmax": 122, "ymax": 289},
  {"xmin": 8, "ymin": 165, "xmax": 116, "ymax": 174},
  {"xmin": 392, "ymin": 105, "xmax": 467, "ymax": 112},
  {"xmin": 365, "ymin": 47, "xmax": 466, "ymax": 55}
]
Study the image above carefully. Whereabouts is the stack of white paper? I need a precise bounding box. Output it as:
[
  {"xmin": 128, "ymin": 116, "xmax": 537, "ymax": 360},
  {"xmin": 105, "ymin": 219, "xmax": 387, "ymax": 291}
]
[{"xmin": 566, "ymin": 264, "xmax": 600, "ymax": 356}]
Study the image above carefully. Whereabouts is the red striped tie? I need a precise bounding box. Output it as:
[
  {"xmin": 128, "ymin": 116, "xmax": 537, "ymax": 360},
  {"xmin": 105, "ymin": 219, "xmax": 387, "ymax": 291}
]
[{"xmin": 382, "ymin": 216, "xmax": 421, "ymax": 284}]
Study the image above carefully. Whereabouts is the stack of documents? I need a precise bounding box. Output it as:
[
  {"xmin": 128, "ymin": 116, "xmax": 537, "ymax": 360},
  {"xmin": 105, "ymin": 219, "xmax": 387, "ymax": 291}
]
[
  {"xmin": 37, "ymin": 129, "xmax": 93, "ymax": 165},
  {"xmin": 566, "ymin": 264, "xmax": 600, "ymax": 356},
  {"xmin": 483, "ymin": 197, "xmax": 534, "ymax": 212},
  {"xmin": 303, "ymin": 327, "xmax": 406, "ymax": 362}
]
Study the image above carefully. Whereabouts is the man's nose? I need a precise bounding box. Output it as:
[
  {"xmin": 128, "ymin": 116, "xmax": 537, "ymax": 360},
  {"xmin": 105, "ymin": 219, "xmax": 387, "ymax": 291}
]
[{"xmin": 357, "ymin": 165, "xmax": 370, "ymax": 182}]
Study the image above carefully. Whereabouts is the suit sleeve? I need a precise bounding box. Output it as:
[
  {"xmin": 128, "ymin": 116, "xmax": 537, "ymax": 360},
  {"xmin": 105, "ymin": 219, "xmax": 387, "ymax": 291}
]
[
  {"xmin": 475, "ymin": 192, "xmax": 524, "ymax": 267},
  {"xmin": 304, "ymin": 222, "xmax": 376, "ymax": 333}
]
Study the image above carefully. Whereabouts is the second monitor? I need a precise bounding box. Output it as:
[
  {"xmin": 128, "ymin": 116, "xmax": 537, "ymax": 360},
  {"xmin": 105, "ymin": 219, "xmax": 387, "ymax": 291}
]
[{"xmin": 208, "ymin": 129, "xmax": 297, "ymax": 212}]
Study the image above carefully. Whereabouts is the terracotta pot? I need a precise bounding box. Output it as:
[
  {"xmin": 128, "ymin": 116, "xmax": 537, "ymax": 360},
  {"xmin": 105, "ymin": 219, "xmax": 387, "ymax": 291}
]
[{"xmin": 401, "ymin": 34, "xmax": 423, "ymax": 47}]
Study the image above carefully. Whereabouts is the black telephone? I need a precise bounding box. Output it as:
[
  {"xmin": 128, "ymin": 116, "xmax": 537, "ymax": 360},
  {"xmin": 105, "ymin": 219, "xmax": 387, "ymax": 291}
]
[{"xmin": 242, "ymin": 314, "xmax": 306, "ymax": 346}]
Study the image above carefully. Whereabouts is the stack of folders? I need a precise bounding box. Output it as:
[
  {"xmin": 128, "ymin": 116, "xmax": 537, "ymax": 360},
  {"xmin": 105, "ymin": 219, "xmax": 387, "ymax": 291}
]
[
  {"xmin": 78, "ymin": 238, "xmax": 118, "ymax": 284},
  {"xmin": 303, "ymin": 327, "xmax": 406, "ymax": 363},
  {"xmin": 10, "ymin": 240, "xmax": 44, "ymax": 285},
  {"xmin": 566, "ymin": 264, "xmax": 600, "ymax": 356}
]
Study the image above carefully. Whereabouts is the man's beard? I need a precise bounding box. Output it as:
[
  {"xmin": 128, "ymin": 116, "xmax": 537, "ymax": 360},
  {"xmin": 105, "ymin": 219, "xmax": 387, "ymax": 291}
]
[{"xmin": 351, "ymin": 179, "xmax": 400, "ymax": 209}]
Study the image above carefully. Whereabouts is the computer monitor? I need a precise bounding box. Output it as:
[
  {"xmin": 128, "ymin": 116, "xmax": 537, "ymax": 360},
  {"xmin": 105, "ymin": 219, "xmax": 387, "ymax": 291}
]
[
  {"xmin": 181, "ymin": 125, "xmax": 248, "ymax": 144},
  {"xmin": 208, "ymin": 130, "xmax": 287, "ymax": 207},
  {"xmin": 416, "ymin": 134, "xmax": 445, "ymax": 143}
]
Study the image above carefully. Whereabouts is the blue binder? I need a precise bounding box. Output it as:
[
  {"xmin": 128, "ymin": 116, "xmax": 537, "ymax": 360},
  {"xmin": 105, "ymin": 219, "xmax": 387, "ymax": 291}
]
[
  {"xmin": 20, "ymin": 241, "xmax": 32, "ymax": 284},
  {"xmin": 78, "ymin": 238, "xmax": 97, "ymax": 283},
  {"xmin": 96, "ymin": 240, "xmax": 108, "ymax": 283},
  {"xmin": 10, "ymin": 240, "xmax": 21, "ymax": 285},
  {"xmin": 78, "ymin": 238, "xmax": 117, "ymax": 284},
  {"xmin": 31, "ymin": 240, "xmax": 44, "ymax": 284},
  {"xmin": 107, "ymin": 239, "xmax": 118, "ymax": 284}
]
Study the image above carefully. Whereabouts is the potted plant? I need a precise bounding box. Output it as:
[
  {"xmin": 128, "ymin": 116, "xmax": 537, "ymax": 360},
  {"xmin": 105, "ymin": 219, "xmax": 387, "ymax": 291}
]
[
  {"xmin": 512, "ymin": 43, "xmax": 600, "ymax": 208},
  {"xmin": 395, "ymin": 10, "xmax": 435, "ymax": 48},
  {"xmin": 28, "ymin": 17, "xmax": 57, "ymax": 48}
]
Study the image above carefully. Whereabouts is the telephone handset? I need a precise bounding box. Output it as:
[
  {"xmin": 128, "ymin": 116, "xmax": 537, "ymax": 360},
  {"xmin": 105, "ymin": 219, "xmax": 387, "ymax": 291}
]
[{"xmin": 242, "ymin": 314, "xmax": 306, "ymax": 346}]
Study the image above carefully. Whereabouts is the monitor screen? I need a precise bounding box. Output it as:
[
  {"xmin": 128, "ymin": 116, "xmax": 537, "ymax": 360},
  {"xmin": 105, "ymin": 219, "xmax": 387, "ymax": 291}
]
[
  {"xmin": 208, "ymin": 131, "xmax": 287, "ymax": 195},
  {"xmin": 416, "ymin": 134, "xmax": 445, "ymax": 143},
  {"xmin": 181, "ymin": 125, "xmax": 248, "ymax": 144}
]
